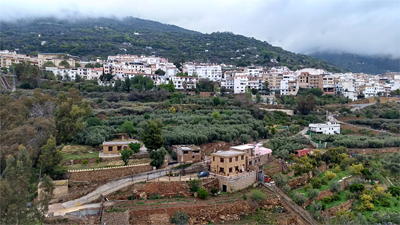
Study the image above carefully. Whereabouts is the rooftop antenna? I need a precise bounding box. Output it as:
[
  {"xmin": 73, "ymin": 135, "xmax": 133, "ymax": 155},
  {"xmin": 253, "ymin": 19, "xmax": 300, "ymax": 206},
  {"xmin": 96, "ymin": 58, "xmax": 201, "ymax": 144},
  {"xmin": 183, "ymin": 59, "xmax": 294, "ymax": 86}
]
[{"xmin": 12, "ymin": 65, "xmax": 16, "ymax": 92}]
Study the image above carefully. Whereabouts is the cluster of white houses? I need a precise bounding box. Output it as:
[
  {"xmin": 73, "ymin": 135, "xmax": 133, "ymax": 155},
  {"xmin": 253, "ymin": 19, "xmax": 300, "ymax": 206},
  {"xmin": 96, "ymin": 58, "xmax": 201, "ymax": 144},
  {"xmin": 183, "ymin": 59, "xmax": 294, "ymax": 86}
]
[{"xmin": 1, "ymin": 50, "xmax": 399, "ymax": 99}]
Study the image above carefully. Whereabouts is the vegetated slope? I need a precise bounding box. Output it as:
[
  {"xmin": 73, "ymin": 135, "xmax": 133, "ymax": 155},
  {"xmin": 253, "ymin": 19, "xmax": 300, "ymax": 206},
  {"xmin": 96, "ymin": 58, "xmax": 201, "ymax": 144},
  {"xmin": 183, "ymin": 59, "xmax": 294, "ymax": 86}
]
[
  {"xmin": 310, "ymin": 52, "xmax": 400, "ymax": 74},
  {"xmin": 0, "ymin": 17, "xmax": 343, "ymax": 72}
]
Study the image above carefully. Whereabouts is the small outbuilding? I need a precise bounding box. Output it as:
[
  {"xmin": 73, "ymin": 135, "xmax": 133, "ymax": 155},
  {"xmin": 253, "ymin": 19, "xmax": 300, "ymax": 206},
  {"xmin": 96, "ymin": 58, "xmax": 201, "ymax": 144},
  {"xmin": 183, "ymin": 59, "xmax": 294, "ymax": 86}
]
[
  {"xmin": 294, "ymin": 148, "xmax": 311, "ymax": 157},
  {"xmin": 102, "ymin": 141, "xmax": 139, "ymax": 154},
  {"xmin": 171, "ymin": 145, "xmax": 202, "ymax": 163}
]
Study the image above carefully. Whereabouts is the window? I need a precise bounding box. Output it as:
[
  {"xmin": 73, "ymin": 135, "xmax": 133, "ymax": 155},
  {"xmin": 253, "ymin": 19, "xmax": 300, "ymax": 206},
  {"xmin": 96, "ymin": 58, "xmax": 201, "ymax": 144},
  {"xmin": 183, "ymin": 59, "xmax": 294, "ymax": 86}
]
[
  {"xmin": 117, "ymin": 146, "xmax": 122, "ymax": 151},
  {"xmin": 219, "ymin": 167, "xmax": 224, "ymax": 173},
  {"xmin": 192, "ymin": 156, "xmax": 195, "ymax": 158},
  {"xmin": 220, "ymin": 158, "xmax": 224, "ymax": 163},
  {"xmin": 108, "ymin": 146, "xmax": 113, "ymax": 151},
  {"xmin": 235, "ymin": 156, "xmax": 238, "ymax": 161},
  {"xmin": 241, "ymin": 155, "xmax": 244, "ymax": 160},
  {"xmin": 249, "ymin": 161, "xmax": 252, "ymax": 165},
  {"xmin": 183, "ymin": 151, "xmax": 188, "ymax": 155},
  {"xmin": 229, "ymin": 158, "xmax": 232, "ymax": 162},
  {"xmin": 235, "ymin": 166, "xmax": 239, "ymax": 171},
  {"xmin": 229, "ymin": 167, "xmax": 232, "ymax": 173},
  {"xmin": 213, "ymin": 157, "xmax": 215, "ymax": 161}
]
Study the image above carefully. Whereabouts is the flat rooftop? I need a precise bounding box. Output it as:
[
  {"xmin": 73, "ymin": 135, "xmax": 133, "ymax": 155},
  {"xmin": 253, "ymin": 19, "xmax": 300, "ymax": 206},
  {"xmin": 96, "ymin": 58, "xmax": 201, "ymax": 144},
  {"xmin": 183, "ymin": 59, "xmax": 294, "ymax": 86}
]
[
  {"xmin": 103, "ymin": 141, "xmax": 138, "ymax": 145},
  {"xmin": 212, "ymin": 150, "xmax": 244, "ymax": 157},
  {"xmin": 230, "ymin": 145, "xmax": 254, "ymax": 151}
]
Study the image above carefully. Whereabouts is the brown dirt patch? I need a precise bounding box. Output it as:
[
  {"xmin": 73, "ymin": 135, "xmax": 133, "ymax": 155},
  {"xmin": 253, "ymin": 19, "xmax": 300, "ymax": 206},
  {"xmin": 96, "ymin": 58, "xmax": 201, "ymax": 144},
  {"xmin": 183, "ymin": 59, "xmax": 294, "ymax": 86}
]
[
  {"xmin": 96, "ymin": 113, "xmax": 107, "ymax": 120},
  {"xmin": 337, "ymin": 116, "xmax": 366, "ymax": 121},
  {"xmin": 339, "ymin": 123, "xmax": 379, "ymax": 135}
]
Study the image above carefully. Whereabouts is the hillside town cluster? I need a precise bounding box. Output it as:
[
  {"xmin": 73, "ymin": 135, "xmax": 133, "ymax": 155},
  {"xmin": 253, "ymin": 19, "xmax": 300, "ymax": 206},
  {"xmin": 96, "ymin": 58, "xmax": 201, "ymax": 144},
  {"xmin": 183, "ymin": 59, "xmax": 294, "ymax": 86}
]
[{"xmin": 1, "ymin": 50, "xmax": 400, "ymax": 101}]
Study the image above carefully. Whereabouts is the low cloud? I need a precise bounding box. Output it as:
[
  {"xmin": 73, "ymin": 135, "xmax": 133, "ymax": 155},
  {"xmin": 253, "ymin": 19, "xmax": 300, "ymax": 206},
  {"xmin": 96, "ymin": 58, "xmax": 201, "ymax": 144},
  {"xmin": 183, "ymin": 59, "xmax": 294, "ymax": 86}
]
[{"xmin": 1, "ymin": 0, "xmax": 399, "ymax": 58}]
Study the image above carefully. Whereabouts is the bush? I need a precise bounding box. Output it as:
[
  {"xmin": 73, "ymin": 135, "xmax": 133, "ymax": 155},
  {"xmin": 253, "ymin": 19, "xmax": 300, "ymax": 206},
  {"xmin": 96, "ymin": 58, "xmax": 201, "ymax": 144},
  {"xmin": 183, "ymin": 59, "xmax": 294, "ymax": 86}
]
[
  {"xmin": 210, "ymin": 187, "xmax": 219, "ymax": 195},
  {"xmin": 388, "ymin": 186, "xmax": 400, "ymax": 196},
  {"xmin": 331, "ymin": 194, "xmax": 341, "ymax": 201},
  {"xmin": 242, "ymin": 194, "xmax": 247, "ymax": 200},
  {"xmin": 332, "ymin": 165, "xmax": 341, "ymax": 173},
  {"xmin": 345, "ymin": 191, "xmax": 354, "ymax": 199},
  {"xmin": 307, "ymin": 189, "xmax": 320, "ymax": 200},
  {"xmin": 293, "ymin": 192, "xmax": 307, "ymax": 206},
  {"xmin": 304, "ymin": 183, "xmax": 313, "ymax": 191},
  {"xmin": 381, "ymin": 199, "xmax": 391, "ymax": 207},
  {"xmin": 321, "ymin": 177, "xmax": 328, "ymax": 185},
  {"xmin": 189, "ymin": 179, "xmax": 201, "ymax": 193},
  {"xmin": 312, "ymin": 168, "xmax": 321, "ymax": 177},
  {"xmin": 282, "ymin": 185, "xmax": 291, "ymax": 194},
  {"xmin": 82, "ymin": 160, "xmax": 88, "ymax": 165},
  {"xmin": 310, "ymin": 177, "xmax": 321, "ymax": 189},
  {"xmin": 171, "ymin": 211, "xmax": 189, "ymax": 225},
  {"xmin": 96, "ymin": 158, "xmax": 100, "ymax": 163},
  {"xmin": 329, "ymin": 181, "xmax": 342, "ymax": 193},
  {"xmin": 349, "ymin": 184, "xmax": 365, "ymax": 193},
  {"xmin": 251, "ymin": 190, "xmax": 267, "ymax": 201},
  {"xmin": 128, "ymin": 195, "xmax": 135, "ymax": 200},
  {"xmin": 197, "ymin": 188, "xmax": 208, "ymax": 199},
  {"xmin": 323, "ymin": 196, "xmax": 332, "ymax": 203},
  {"xmin": 148, "ymin": 193, "xmax": 162, "ymax": 200},
  {"xmin": 324, "ymin": 171, "xmax": 336, "ymax": 180},
  {"xmin": 272, "ymin": 173, "xmax": 287, "ymax": 187}
]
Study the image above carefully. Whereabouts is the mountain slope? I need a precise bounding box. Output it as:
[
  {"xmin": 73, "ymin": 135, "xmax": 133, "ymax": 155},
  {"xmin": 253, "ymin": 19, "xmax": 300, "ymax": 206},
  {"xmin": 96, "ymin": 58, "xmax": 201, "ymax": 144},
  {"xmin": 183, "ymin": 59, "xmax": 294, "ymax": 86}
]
[
  {"xmin": 0, "ymin": 17, "xmax": 344, "ymax": 72},
  {"xmin": 310, "ymin": 52, "xmax": 400, "ymax": 74}
]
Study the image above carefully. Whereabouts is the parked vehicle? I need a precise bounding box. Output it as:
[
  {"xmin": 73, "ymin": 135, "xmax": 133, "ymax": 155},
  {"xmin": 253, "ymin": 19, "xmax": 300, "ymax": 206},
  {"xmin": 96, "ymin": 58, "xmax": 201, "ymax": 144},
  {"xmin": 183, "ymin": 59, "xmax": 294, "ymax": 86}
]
[{"xmin": 198, "ymin": 171, "xmax": 209, "ymax": 178}]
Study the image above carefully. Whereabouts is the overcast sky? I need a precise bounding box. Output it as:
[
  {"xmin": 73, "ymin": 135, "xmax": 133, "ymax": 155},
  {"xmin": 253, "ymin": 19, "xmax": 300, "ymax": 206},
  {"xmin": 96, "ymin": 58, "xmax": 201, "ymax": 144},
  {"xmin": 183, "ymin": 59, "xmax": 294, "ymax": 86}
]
[{"xmin": 1, "ymin": 0, "xmax": 399, "ymax": 58}]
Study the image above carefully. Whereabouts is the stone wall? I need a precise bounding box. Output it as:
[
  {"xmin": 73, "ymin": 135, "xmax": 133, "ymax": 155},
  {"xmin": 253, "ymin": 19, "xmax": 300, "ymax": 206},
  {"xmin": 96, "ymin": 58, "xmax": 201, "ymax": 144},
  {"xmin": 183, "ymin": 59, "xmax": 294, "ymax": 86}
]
[
  {"xmin": 321, "ymin": 200, "xmax": 354, "ymax": 218},
  {"xmin": 68, "ymin": 163, "xmax": 161, "ymax": 182},
  {"xmin": 218, "ymin": 171, "xmax": 256, "ymax": 192},
  {"xmin": 287, "ymin": 173, "xmax": 310, "ymax": 188},
  {"xmin": 348, "ymin": 147, "xmax": 400, "ymax": 155},
  {"xmin": 66, "ymin": 153, "xmax": 149, "ymax": 165}
]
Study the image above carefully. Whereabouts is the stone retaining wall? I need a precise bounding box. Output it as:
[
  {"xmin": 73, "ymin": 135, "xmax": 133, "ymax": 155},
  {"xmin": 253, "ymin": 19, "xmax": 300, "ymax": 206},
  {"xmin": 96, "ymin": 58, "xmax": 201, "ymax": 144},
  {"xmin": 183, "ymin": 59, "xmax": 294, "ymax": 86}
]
[
  {"xmin": 68, "ymin": 163, "xmax": 159, "ymax": 182},
  {"xmin": 348, "ymin": 147, "xmax": 400, "ymax": 155},
  {"xmin": 321, "ymin": 199, "xmax": 354, "ymax": 217}
]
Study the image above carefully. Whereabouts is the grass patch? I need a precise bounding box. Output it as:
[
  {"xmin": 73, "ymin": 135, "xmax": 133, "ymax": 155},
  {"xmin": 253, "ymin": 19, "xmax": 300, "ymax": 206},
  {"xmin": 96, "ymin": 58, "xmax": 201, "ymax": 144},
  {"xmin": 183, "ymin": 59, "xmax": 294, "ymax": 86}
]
[
  {"xmin": 324, "ymin": 191, "xmax": 347, "ymax": 209},
  {"xmin": 358, "ymin": 196, "xmax": 400, "ymax": 219}
]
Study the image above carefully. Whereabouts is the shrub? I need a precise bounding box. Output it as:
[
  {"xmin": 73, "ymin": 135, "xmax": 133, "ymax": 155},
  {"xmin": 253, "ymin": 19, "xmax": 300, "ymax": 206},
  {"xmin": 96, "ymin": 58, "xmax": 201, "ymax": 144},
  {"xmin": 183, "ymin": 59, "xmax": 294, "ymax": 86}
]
[
  {"xmin": 171, "ymin": 211, "xmax": 189, "ymax": 225},
  {"xmin": 310, "ymin": 177, "xmax": 321, "ymax": 189},
  {"xmin": 210, "ymin": 187, "xmax": 219, "ymax": 195},
  {"xmin": 282, "ymin": 185, "xmax": 291, "ymax": 194},
  {"xmin": 349, "ymin": 184, "xmax": 365, "ymax": 193},
  {"xmin": 329, "ymin": 181, "xmax": 342, "ymax": 193},
  {"xmin": 388, "ymin": 186, "xmax": 400, "ymax": 196},
  {"xmin": 312, "ymin": 168, "xmax": 321, "ymax": 177},
  {"xmin": 197, "ymin": 188, "xmax": 208, "ymax": 199},
  {"xmin": 321, "ymin": 177, "xmax": 328, "ymax": 185},
  {"xmin": 304, "ymin": 183, "xmax": 313, "ymax": 191},
  {"xmin": 381, "ymin": 199, "xmax": 391, "ymax": 207},
  {"xmin": 307, "ymin": 189, "xmax": 320, "ymax": 200},
  {"xmin": 293, "ymin": 192, "xmax": 307, "ymax": 206},
  {"xmin": 324, "ymin": 171, "xmax": 336, "ymax": 181},
  {"xmin": 332, "ymin": 165, "xmax": 341, "ymax": 173},
  {"xmin": 251, "ymin": 190, "xmax": 267, "ymax": 201},
  {"xmin": 96, "ymin": 158, "xmax": 100, "ymax": 163},
  {"xmin": 323, "ymin": 197, "xmax": 332, "ymax": 203},
  {"xmin": 82, "ymin": 160, "xmax": 88, "ymax": 165},
  {"xmin": 331, "ymin": 194, "xmax": 341, "ymax": 201},
  {"xmin": 242, "ymin": 194, "xmax": 247, "ymax": 200},
  {"xmin": 189, "ymin": 179, "xmax": 201, "ymax": 193},
  {"xmin": 148, "ymin": 193, "xmax": 162, "ymax": 200},
  {"xmin": 128, "ymin": 195, "xmax": 135, "ymax": 200},
  {"xmin": 272, "ymin": 173, "xmax": 287, "ymax": 187},
  {"xmin": 345, "ymin": 191, "xmax": 354, "ymax": 199}
]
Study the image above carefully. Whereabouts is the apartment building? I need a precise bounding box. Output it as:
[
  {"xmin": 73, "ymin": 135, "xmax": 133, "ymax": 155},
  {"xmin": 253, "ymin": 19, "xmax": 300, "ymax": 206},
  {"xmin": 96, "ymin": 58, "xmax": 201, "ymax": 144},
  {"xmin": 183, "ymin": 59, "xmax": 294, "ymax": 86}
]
[
  {"xmin": 322, "ymin": 74, "xmax": 335, "ymax": 94},
  {"xmin": 298, "ymin": 72, "xmax": 323, "ymax": 89},
  {"xmin": 183, "ymin": 63, "xmax": 222, "ymax": 81},
  {"xmin": 247, "ymin": 76, "xmax": 263, "ymax": 91},
  {"xmin": 234, "ymin": 74, "xmax": 248, "ymax": 94},
  {"xmin": 280, "ymin": 74, "xmax": 298, "ymax": 96}
]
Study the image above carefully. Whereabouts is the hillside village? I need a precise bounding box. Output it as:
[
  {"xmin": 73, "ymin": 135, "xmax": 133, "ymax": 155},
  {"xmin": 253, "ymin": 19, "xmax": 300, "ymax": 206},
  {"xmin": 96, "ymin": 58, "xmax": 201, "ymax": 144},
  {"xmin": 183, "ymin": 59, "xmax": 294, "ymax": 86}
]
[
  {"xmin": 1, "ymin": 50, "xmax": 400, "ymax": 100},
  {"xmin": 1, "ymin": 50, "xmax": 400, "ymax": 225}
]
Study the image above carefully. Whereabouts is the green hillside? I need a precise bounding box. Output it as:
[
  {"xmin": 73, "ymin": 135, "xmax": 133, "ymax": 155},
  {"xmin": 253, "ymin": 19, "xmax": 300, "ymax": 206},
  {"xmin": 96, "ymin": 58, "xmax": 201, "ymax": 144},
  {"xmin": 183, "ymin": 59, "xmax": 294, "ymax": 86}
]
[{"xmin": 0, "ymin": 17, "xmax": 343, "ymax": 72}]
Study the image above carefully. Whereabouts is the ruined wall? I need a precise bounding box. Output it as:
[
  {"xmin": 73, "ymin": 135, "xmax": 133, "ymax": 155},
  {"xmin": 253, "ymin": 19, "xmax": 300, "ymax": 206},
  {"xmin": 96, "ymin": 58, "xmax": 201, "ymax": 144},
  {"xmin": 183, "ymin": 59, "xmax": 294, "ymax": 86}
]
[
  {"xmin": 321, "ymin": 200, "xmax": 354, "ymax": 217},
  {"xmin": 287, "ymin": 173, "xmax": 310, "ymax": 188},
  {"xmin": 127, "ymin": 201, "xmax": 257, "ymax": 225},
  {"xmin": 218, "ymin": 171, "xmax": 256, "ymax": 192},
  {"xmin": 348, "ymin": 147, "xmax": 400, "ymax": 155},
  {"xmin": 68, "ymin": 162, "xmax": 167, "ymax": 182}
]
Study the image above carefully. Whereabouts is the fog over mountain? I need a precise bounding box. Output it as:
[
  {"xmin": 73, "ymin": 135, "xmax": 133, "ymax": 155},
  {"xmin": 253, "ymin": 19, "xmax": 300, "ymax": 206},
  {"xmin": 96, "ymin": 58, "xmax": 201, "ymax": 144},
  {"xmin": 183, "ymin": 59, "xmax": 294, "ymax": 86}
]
[{"xmin": 1, "ymin": 0, "xmax": 399, "ymax": 59}]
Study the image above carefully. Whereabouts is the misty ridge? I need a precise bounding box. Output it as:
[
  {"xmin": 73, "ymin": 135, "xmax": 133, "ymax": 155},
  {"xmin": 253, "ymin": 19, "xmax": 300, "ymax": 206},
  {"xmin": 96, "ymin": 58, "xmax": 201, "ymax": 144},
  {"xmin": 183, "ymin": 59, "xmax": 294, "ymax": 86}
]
[{"xmin": 1, "ymin": 13, "xmax": 399, "ymax": 74}]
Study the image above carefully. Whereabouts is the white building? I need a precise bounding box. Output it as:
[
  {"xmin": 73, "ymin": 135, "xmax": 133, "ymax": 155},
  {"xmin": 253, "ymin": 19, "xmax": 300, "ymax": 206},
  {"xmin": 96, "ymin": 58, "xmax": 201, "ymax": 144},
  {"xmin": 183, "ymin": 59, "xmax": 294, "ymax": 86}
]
[
  {"xmin": 280, "ymin": 74, "xmax": 298, "ymax": 95},
  {"xmin": 309, "ymin": 122, "xmax": 340, "ymax": 135},
  {"xmin": 184, "ymin": 63, "xmax": 222, "ymax": 81},
  {"xmin": 234, "ymin": 74, "xmax": 248, "ymax": 94}
]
